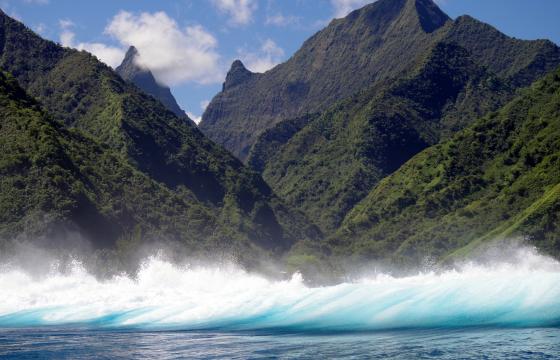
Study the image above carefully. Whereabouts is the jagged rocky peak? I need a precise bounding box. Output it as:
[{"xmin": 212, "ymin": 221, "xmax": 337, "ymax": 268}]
[
  {"xmin": 341, "ymin": 0, "xmax": 449, "ymax": 34},
  {"xmin": 223, "ymin": 59, "xmax": 254, "ymax": 91},
  {"xmin": 413, "ymin": 0, "xmax": 451, "ymax": 32},
  {"xmin": 121, "ymin": 46, "xmax": 140, "ymax": 67},
  {"xmin": 116, "ymin": 45, "xmax": 188, "ymax": 119},
  {"xmin": 124, "ymin": 45, "xmax": 139, "ymax": 60},
  {"xmin": 115, "ymin": 46, "xmax": 146, "ymax": 78}
]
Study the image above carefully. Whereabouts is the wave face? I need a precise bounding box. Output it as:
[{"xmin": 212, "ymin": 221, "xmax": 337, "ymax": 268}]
[{"xmin": 1, "ymin": 248, "xmax": 560, "ymax": 332}]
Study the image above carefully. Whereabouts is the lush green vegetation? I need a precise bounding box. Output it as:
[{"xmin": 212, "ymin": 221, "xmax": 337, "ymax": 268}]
[
  {"xmin": 199, "ymin": 0, "xmax": 560, "ymax": 261},
  {"xmin": 336, "ymin": 67, "xmax": 560, "ymax": 263},
  {"xmin": 247, "ymin": 114, "xmax": 317, "ymax": 173},
  {"xmin": 0, "ymin": 71, "xmax": 200, "ymax": 245},
  {"xmin": 258, "ymin": 41, "xmax": 513, "ymax": 234},
  {"xmin": 444, "ymin": 15, "xmax": 560, "ymax": 87},
  {"xmin": 0, "ymin": 10, "xmax": 319, "ymax": 263},
  {"xmin": 0, "ymin": 70, "xmax": 317, "ymax": 269},
  {"xmin": 1, "ymin": 0, "xmax": 559, "ymax": 276}
]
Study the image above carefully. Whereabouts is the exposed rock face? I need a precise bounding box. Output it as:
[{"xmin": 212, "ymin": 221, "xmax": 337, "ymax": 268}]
[
  {"xmin": 116, "ymin": 46, "xmax": 188, "ymax": 119},
  {"xmin": 223, "ymin": 60, "xmax": 255, "ymax": 91},
  {"xmin": 200, "ymin": 0, "xmax": 560, "ymax": 161}
]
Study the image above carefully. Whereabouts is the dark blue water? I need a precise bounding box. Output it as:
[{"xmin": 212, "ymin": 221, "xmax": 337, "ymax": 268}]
[{"xmin": 1, "ymin": 327, "xmax": 559, "ymax": 359}]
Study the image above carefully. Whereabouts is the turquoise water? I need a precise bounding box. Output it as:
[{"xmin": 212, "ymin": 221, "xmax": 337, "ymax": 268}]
[{"xmin": 1, "ymin": 248, "xmax": 559, "ymax": 357}]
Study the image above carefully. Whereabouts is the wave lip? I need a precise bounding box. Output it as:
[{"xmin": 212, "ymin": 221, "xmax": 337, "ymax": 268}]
[{"xmin": 1, "ymin": 249, "xmax": 560, "ymax": 332}]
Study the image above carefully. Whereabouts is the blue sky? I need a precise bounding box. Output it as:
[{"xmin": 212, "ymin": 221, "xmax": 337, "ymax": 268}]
[{"xmin": 2, "ymin": 0, "xmax": 560, "ymax": 123}]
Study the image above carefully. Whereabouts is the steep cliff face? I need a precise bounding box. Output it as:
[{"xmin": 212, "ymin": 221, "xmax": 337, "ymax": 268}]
[
  {"xmin": 200, "ymin": 0, "xmax": 560, "ymax": 161},
  {"xmin": 116, "ymin": 46, "xmax": 188, "ymax": 120},
  {"xmin": 201, "ymin": 0, "xmax": 453, "ymax": 160}
]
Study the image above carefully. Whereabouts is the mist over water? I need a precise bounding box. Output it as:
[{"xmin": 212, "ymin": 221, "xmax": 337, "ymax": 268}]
[{"xmin": 0, "ymin": 247, "xmax": 559, "ymax": 332}]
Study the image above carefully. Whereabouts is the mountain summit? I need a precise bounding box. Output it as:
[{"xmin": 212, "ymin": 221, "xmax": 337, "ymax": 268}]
[
  {"xmin": 200, "ymin": 0, "xmax": 453, "ymax": 160},
  {"xmin": 116, "ymin": 46, "xmax": 188, "ymax": 119},
  {"xmin": 200, "ymin": 0, "xmax": 560, "ymax": 161},
  {"xmin": 223, "ymin": 60, "xmax": 255, "ymax": 91}
]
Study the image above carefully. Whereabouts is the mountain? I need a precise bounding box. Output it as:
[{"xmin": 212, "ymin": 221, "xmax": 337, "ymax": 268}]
[
  {"xmin": 0, "ymin": 71, "xmax": 205, "ymax": 249},
  {"xmin": 1, "ymin": 1, "xmax": 559, "ymax": 276},
  {"xmin": 254, "ymin": 42, "xmax": 514, "ymax": 233},
  {"xmin": 335, "ymin": 66, "xmax": 560, "ymax": 264},
  {"xmin": 116, "ymin": 46, "xmax": 188, "ymax": 119},
  {"xmin": 200, "ymin": 0, "xmax": 560, "ymax": 161},
  {"xmin": 202, "ymin": 0, "xmax": 560, "ymax": 236},
  {"xmin": 201, "ymin": 0, "xmax": 450, "ymax": 160},
  {"xmin": 0, "ymin": 10, "xmax": 319, "ymax": 263}
]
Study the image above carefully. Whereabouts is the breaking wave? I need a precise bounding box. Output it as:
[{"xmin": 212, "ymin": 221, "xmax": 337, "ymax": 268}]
[{"xmin": 1, "ymin": 248, "xmax": 559, "ymax": 332}]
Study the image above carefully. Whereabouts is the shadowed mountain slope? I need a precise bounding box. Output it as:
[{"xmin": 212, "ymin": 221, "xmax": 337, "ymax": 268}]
[
  {"xmin": 0, "ymin": 10, "xmax": 319, "ymax": 258},
  {"xmin": 255, "ymin": 42, "xmax": 514, "ymax": 233},
  {"xmin": 336, "ymin": 67, "xmax": 560, "ymax": 264}
]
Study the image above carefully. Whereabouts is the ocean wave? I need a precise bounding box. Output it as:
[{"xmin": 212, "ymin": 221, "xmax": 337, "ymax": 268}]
[{"xmin": 1, "ymin": 248, "xmax": 559, "ymax": 331}]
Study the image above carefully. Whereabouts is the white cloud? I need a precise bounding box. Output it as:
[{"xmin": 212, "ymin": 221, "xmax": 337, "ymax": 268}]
[
  {"xmin": 212, "ymin": 0, "xmax": 257, "ymax": 26},
  {"xmin": 105, "ymin": 11, "xmax": 222, "ymax": 85},
  {"xmin": 265, "ymin": 13, "xmax": 300, "ymax": 27},
  {"xmin": 34, "ymin": 22, "xmax": 47, "ymax": 35},
  {"xmin": 331, "ymin": 0, "xmax": 373, "ymax": 18},
  {"xmin": 59, "ymin": 19, "xmax": 74, "ymax": 28},
  {"xmin": 58, "ymin": 19, "xmax": 125, "ymax": 68},
  {"xmin": 185, "ymin": 100, "xmax": 210, "ymax": 125},
  {"xmin": 77, "ymin": 43, "xmax": 126, "ymax": 68},
  {"xmin": 0, "ymin": 1, "xmax": 22, "ymax": 21},
  {"xmin": 238, "ymin": 39, "xmax": 284, "ymax": 73},
  {"xmin": 187, "ymin": 112, "xmax": 202, "ymax": 125}
]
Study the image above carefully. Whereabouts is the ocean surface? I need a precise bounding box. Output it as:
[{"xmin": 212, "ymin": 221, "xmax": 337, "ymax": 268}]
[
  {"xmin": 1, "ymin": 327, "xmax": 560, "ymax": 359},
  {"xmin": 1, "ymin": 247, "xmax": 559, "ymax": 358}
]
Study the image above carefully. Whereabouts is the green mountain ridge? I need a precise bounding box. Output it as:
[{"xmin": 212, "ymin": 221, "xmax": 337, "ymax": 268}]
[
  {"xmin": 445, "ymin": 15, "xmax": 560, "ymax": 87},
  {"xmin": 253, "ymin": 41, "xmax": 514, "ymax": 234},
  {"xmin": 0, "ymin": 71, "xmax": 207, "ymax": 248},
  {"xmin": 221, "ymin": 0, "xmax": 560, "ymax": 242},
  {"xmin": 335, "ymin": 67, "xmax": 560, "ymax": 264},
  {"xmin": 0, "ymin": 10, "xmax": 318, "ymax": 262},
  {"xmin": 200, "ymin": 0, "xmax": 560, "ymax": 162}
]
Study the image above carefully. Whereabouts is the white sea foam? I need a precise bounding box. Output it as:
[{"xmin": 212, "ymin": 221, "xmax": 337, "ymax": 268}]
[{"xmin": 0, "ymin": 247, "xmax": 559, "ymax": 331}]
